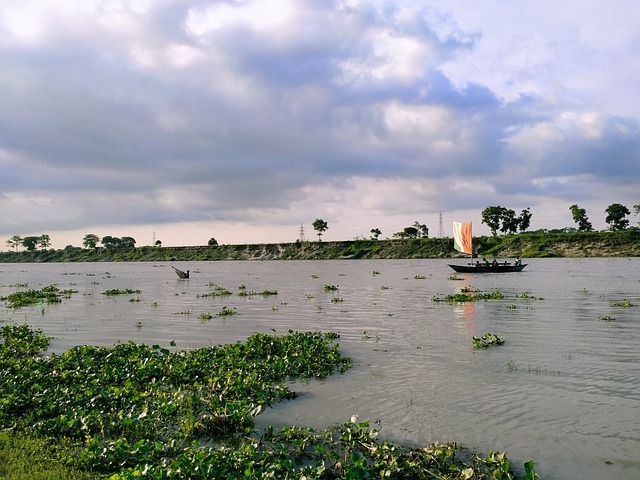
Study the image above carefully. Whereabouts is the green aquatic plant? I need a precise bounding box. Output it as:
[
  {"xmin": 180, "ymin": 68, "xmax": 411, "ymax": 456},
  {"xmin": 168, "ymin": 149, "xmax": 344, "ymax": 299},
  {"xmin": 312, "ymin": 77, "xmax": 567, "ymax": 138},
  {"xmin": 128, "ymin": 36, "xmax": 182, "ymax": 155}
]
[
  {"xmin": 197, "ymin": 285, "xmax": 232, "ymax": 297},
  {"xmin": 598, "ymin": 315, "xmax": 615, "ymax": 321},
  {"xmin": 101, "ymin": 288, "xmax": 141, "ymax": 296},
  {"xmin": 324, "ymin": 284, "xmax": 339, "ymax": 291},
  {"xmin": 198, "ymin": 312, "xmax": 213, "ymax": 321},
  {"xmin": 216, "ymin": 306, "xmax": 236, "ymax": 316},
  {"xmin": 2, "ymin": 285, "xmax": 76, "ymax": 308},
  {"xmin": 472, "ymin": 333, "xmax": 505, "ymax": 348},
  {"xmin": 433, "ymin": 291, "xmax": 504, "ymax": 303},
  {"xmin": 610, "ymin": 299, "xmax": 635, "ymax": 307},
  {"xmin": 414, "ymin": 274, "xmax": 426, "ymax": 279},
  {"xmin": 331, "ymin": 297, "xmax": 344, "ymax": 303},
  {"xmin": 448, "ymin": 275, "xmax": 463, "ymax": 280}
]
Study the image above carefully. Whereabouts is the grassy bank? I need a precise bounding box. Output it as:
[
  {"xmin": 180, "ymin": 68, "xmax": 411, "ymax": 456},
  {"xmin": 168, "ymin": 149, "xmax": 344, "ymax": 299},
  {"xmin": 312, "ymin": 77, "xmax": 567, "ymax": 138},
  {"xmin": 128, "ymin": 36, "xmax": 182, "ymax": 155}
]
[{"xmin": 1, "ymin": 230, "xmax": 639, "ymax": 263}]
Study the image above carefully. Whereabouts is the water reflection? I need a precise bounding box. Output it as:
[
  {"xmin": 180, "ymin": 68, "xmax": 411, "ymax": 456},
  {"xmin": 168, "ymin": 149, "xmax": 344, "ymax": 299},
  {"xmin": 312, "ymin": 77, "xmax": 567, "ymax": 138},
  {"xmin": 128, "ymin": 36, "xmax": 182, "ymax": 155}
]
[{"xmin": 1, "ymin": 258, "xmax": 639, "ymax": 479}]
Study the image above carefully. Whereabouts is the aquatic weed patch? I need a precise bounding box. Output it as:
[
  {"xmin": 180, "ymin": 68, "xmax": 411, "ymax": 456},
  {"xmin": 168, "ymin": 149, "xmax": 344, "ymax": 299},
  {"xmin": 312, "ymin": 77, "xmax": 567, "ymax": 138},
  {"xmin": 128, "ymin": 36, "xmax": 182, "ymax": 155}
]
[
  {"xmin": 101, "ymin": 288, "xmax": 141, "ymax": 296},
  {"xmin": 1, "ymin": 285, "xmax": 76, "ymax": 308},
  {"xmin": 433, "ymin": 291, "xmax": 505, "ymax": 303},
  {"xmin": 473, "ymin": 333, "xmax": 505, "ymax": 348}
]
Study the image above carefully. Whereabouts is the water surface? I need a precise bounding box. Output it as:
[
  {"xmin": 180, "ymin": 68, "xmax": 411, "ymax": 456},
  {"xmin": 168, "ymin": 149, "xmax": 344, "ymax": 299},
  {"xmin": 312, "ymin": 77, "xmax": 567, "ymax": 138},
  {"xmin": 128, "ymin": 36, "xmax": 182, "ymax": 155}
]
[{"xmin": 1, "ymin": 258, "xmax": 639, "ymax": 479}]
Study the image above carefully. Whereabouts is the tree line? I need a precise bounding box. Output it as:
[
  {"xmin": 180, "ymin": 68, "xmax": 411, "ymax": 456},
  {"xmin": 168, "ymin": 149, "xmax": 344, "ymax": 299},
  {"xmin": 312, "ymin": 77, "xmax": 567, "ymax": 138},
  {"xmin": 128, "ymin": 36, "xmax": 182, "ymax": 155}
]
[{"xmin": 3, "ymin": 203, "xmax": 639, "ymax": 252}]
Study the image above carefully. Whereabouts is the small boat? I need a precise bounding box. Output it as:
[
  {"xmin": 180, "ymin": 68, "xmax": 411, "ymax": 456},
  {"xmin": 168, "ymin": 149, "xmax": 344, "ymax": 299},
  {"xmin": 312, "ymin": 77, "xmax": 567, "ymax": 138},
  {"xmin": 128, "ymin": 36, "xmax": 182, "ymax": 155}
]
[
  {"xmin": 448, "ymin": 221, "xmax": 526, "ymax": 273},
  {"xmin": 448, "ymin": 263, "xmax": 527, "ymax": 273},
  {"xmin": 172, "ymin": 266, "xmax": 190, "ymax": 279}
]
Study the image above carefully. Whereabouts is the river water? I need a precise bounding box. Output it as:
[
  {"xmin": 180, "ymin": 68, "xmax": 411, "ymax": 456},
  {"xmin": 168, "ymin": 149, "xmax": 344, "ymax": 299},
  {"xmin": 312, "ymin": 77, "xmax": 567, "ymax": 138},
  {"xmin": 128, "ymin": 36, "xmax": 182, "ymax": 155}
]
[{"xmin": 1, "ymin": 258, "xmax": 639, "ymax": 479}]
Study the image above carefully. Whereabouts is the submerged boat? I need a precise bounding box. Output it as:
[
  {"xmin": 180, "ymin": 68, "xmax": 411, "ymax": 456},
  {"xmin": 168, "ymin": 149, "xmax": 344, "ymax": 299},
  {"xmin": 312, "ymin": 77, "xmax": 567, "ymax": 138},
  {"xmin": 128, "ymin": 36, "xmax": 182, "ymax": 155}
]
[{"xmin": 448, "ymin": 221, "xmax": 527, "ymax": 273}]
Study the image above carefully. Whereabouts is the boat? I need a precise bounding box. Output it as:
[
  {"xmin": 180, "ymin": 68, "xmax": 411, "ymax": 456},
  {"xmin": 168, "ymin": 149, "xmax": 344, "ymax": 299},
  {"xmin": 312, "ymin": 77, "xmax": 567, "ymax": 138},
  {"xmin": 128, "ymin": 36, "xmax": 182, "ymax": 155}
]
[
  {"xmin": 448, "ymin": 263, "xmax": 527, "ymax": 273},
  {"xmin": 171, "ymin": 266, "xmax": 190, "ymax": 279},
  {"xmin": 448, "ymin": 221, "xmax": 526, "ymax": 273}
]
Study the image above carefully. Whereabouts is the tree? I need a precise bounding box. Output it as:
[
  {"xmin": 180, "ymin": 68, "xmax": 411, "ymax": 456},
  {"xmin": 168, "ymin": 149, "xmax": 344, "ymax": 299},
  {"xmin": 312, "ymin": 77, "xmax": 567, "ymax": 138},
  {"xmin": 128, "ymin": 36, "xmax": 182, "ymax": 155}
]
[
  {"xmin": 22, "ymin": 236, "xmax": 40, "ymax": 251},
  {"xmin": 569, "ymin": 205, "xmax": 593, "ymax": 232},
  {"xmin": 154, "ymin": 240, "xmax": 162, "ymax": 247},
  {"xmin": 370, "ymin": 228, "xmax": 382, "ymax": 240},
  {"xmin": 38, "ymin": 234, "xmax": 51, "ymax": 250},
  {"xmin": 481, "ymin": 206, "xmax": 506, "ymax": 236},
  {"xmin": 605, "ymin": 203, "xmax": 630, "ymax": 231},
  {"xmin": 208, "ymin": 238, "xmax": 218, "ymax": 246},
  {"xmin": 393, "ymin": 226, "xmax": 419, "ymax": 239},
  {"xmin": 312, "ymin": 219, "xmax": 328, "ymax": 241},
  {"xmin": 83, "ymin": 234, "xmax": 100, "ymax": 249},
  {"xmin": 413, "ymin": 221, "xmax": 429, "ymax": 238},
  {"xmin": 101, "ymin": 236, "xmax": 121, "ymax": 249},
  {"xmin": 518, "ymin": 208, "xmax": 532, "ymax": 233},
  {"xmin": 6, "ymin": 235, "xmax": 23, "ymax": 252},
  {"xmin": 120, "ymin": 237, "xmax": 136, "ymax": 248},
  {"xmin": 500, "ymin": 209, "xmax": 519, "ymax": 234}
]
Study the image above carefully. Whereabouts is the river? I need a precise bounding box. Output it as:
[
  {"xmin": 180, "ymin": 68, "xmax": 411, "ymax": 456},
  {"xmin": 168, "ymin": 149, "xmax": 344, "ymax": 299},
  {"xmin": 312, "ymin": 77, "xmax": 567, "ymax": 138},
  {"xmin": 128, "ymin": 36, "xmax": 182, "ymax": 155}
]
[{"xmin": 1, "ymin": 258, "xmax": 639, "ymax": 479}]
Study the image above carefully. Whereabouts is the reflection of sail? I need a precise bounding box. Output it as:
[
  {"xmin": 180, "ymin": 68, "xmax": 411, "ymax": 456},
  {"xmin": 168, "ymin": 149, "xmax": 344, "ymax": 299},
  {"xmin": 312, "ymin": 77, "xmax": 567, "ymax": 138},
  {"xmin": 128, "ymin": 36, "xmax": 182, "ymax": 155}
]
[{"xmin": 453, "ymin": 301, "xmax": 476, "ymax": 332}]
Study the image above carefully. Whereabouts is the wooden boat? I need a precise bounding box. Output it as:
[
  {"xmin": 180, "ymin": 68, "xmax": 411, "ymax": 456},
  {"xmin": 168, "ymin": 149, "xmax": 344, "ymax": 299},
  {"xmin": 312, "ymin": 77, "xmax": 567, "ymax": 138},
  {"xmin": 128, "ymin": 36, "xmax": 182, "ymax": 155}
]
[
  {"xmin": 171, "ymin": 266, "xmax": 190, "ymax": 279},
  {"xmin": 448, "ymin": 263, "xmax": 527, "ymax": 273},
  {"xmin": 449, "ymin": 221, "xmax": 527, "ymax": 273}
]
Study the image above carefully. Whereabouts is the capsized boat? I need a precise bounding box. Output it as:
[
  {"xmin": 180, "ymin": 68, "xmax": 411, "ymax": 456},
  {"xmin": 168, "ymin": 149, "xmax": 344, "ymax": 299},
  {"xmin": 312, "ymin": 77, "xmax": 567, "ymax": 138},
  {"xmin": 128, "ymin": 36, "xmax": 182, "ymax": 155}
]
[{"xmin": 448, "ymin": 221, "xmax": 526, "ymax": 273}]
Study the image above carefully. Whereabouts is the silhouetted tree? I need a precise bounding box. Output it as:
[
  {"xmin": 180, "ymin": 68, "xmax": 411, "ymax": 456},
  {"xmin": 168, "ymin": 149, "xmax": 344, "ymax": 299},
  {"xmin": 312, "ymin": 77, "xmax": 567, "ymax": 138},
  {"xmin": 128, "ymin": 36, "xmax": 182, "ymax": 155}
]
[
  {"xmin": 312, "ymin": 219, "xmax": 328, "ymax": 241},
  {"xmin": 370, "ymin": 228, "xmax": 382, "ymax": 240},
  {"xmin": 83, "ymin": 234, "xmax": 100, "ymax": 249},
  {"xmin": 605, "ymin": 203, "xmax": 630, "ymax": 231},
  {"xmin": 569, "ymin": 205, "xmax": 593, "ymax": 232},
  {"xmin": 208, "ymin": 238, "xmax": 218, "ymax": 246}
]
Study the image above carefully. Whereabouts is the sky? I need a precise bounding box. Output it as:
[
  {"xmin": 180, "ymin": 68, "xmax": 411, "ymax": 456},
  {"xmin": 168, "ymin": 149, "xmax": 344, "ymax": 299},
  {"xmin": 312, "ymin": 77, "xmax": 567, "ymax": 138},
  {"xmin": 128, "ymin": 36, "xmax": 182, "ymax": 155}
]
[{"xmin": 1, "ymin": 0, "xmax": 639, "ymax": 249}]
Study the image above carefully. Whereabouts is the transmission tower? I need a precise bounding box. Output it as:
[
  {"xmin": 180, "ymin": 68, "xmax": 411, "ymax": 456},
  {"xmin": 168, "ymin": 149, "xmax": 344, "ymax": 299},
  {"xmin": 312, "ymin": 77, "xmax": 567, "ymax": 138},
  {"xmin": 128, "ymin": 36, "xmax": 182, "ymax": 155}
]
[
  {"xmin": 437, "ymin": 212, "xmax": 445, "ymax": 238},
  {"xmin": 298, "ymin": 223, "xmax": 306, "ymax": 241}
]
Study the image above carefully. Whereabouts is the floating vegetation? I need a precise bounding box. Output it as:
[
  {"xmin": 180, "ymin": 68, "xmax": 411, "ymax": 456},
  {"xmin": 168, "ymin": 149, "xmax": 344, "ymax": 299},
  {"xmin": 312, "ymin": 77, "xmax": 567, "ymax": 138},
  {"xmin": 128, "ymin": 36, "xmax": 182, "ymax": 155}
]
[
  {"xmin": 216, "ymin": 306, "xmax": 236, "ymax": 316},
  {"xmin": 2, "ymin": 285, "xmax": 76, "ymax": 308},
  {"xmin": 372, "ymin": 270, "xmax": 380, "ymax": 275},
  {"xmin": 197, "ymin": 285, "xmax": 232, "ymax": 297},
  {"xmin": 448, "ymin": 275, "xmax": 464, "ymax": 280},
  {"xmin": 128, "ymin": 297, "xmax": 141, "ymax": 302},
  {"xmin": 324, "ymin": 284, "xmax": 339, "ymax": 291},
  {"xmin": 472, "ymin": 333, "xmax": 505, "ymax": 348},
  {"xmin": 362, "ymin": 330, "xmax": 380, "ymax": 342},
  {"xmin": 516, "ymin": 292, "xmax": 536, "ymax": 299},
  {"xmin": 433, "ymin": 291, "xmax": 504, "ymax": 303},
  {"xmin": 238, "ymin": 289, "xmax": 278, "ymax": 297},
  {"xmin": 380, "ymin": 285, "xmax": 389, "ymax": 290},
  {"xmin": 414, "ymin": 274, "xmax": 426, "ymax": 279},
  {"xmin": 599, "ymin": 315, "xmax": 615, "ymax": 321},
  {"xmin": 610, "ymin": 299, "xmax": 635, "ymax": 307},
  {"xmin": 331, "ymin": 297, "xmax": 344, "ymax": 303},
  {"xmin": 101, "ymin": 288, "xmax": 141, "ymax": 296},
  {"xmin": 198, "ymin": 312, "xmax": 213, "ymax": 321},
  {"xmin": 172, "ymin": 310, "xmax": 192, "ymax": 315},
  {"xmin": 311, "ymin": 274, "xmax": 319, "ymax": 279}
]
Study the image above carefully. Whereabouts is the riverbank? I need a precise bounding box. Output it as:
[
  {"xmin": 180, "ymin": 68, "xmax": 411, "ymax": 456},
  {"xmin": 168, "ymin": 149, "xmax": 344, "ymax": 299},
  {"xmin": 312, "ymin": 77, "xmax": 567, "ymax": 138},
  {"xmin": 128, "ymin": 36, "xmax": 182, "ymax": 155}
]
[{"xmin": 1, "ymin": 230, "xmax": 639, "ymax": 262}]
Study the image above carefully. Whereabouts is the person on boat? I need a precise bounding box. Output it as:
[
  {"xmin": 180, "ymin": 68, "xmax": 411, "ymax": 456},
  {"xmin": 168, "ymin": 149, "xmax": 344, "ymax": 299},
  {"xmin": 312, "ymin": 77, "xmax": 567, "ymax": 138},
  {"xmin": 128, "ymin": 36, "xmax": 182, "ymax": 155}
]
[
  {"xmin": 185, "ymin": 270, "xmax": 190, "ymax": 278},
  {"xmin": 491, "ymin": 258, "xmax": 498, "ymax": 267},
  {"xmin": 482, "ymin": 258, "xmax": 489, "ymax": 266},
  {"xmin": 514, "ymin": 256, "xmax": 522, "ymax": 266}
]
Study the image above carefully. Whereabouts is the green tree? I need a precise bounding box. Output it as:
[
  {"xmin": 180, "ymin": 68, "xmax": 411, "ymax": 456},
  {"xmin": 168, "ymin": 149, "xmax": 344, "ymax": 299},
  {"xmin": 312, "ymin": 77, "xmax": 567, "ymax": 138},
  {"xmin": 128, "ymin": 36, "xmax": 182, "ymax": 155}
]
[
  {"xmin": 500, "ymin": 209, "xmax": 519, "ymax": 234},
  {"xmin": 518, "ymin": 208, "xmax": 532, "ymax": 233},
  {"xmin": 38, "ymin": 234, "xmax": 51, "ymax": 250},
  {"xmin": 6, "ymin": 235, "xmax": 23, "ymax": 252},
  {"xmin": 312, "ymin": 219, "xmax": 328, "ymax": 241},
  {"xmin": 120, "ymin": 237, "xmax": 136, "ymax": 248},
  {"xmin": 413, "ymin": 221, "xmax": 429, "ymax": 238},
  {"xmin": 393, "ymin": 226, "xmax": 419, "ymax": 239},
  {"xmin": 83, "ymin": 234, "xmax": 100, "ymax": 249},
  {"xmin": 605, "ymin": 203, "xmax": 630, "ymax": 231},
  {"xmin": 569, "ymin": 205, "xmax": 593, "ymax": 232},
  {"xmin": 208, "ymin": 238, "xmax": 218, "ymax": 246},
  {"xmin": 370, "ymin": 228, "xmax": 382, "ymax": 240},
  {"xmin": 22, "ymin": 236, "xmax": 40, "ymax": 251},
  {"xmin": 101, "ymin": 236, "xmax": 121, "ymax": 249},
  {"xmin": 154, "ymin": 240, "xmax": 162, "ymax": 247},
  {"xmin": 481, "ymin": 206, "xmax": 506, "ymax": 236}
]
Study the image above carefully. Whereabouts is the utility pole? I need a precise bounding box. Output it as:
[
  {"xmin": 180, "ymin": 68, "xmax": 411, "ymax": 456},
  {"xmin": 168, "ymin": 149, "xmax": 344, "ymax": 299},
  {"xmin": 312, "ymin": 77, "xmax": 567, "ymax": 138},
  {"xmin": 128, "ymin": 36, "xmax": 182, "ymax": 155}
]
[{"xmin": 437, "ymin": 212, "xmax": 445, "ymax": 238}]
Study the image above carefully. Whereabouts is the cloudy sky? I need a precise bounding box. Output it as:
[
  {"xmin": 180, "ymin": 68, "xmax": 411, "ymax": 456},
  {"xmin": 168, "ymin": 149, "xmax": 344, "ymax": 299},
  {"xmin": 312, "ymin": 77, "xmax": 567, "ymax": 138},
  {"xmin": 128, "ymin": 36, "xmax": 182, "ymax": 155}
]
[{"xmin": 2, "ymin": 0, "xmax": 639, "ymax": 248}]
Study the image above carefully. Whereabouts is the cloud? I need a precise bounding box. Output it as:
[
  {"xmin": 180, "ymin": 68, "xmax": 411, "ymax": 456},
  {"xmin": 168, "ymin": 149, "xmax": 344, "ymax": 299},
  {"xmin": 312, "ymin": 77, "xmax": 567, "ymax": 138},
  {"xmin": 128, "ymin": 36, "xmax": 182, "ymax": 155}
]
[{"xmin": 1, "ymin": 0, "xmax": 639, "ymax": 247}]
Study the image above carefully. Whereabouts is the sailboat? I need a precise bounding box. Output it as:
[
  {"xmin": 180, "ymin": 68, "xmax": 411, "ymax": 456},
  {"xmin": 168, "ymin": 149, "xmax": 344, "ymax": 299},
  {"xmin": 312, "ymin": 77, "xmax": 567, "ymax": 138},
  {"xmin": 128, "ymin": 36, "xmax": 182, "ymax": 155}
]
[{"xmin": 448, "ymin": 221, "xmax": 527, "ymax": 273}]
